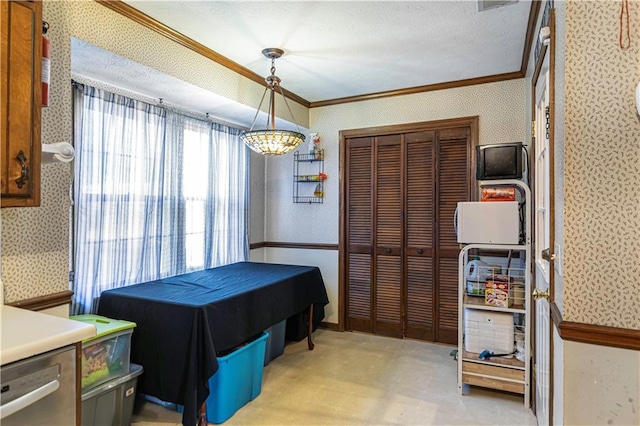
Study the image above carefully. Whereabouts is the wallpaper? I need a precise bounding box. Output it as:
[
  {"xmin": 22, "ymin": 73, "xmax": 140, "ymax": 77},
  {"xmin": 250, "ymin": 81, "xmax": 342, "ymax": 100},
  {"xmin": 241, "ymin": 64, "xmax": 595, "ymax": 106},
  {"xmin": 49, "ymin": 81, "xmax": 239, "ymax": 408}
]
[
  {"xmin": 265, "ymin": 79, "xmax": 527, "ymax": 244},
  {"xmin": 563, "ymin": 0, "xmax": 640, "ymax": 328},
  {"xmin": 1, "ymin": 0, "xmax": 73, "ymax": 303},
  {"xmin": 1, "ymin": 0, "xmax": 286, "ymax": 303}
]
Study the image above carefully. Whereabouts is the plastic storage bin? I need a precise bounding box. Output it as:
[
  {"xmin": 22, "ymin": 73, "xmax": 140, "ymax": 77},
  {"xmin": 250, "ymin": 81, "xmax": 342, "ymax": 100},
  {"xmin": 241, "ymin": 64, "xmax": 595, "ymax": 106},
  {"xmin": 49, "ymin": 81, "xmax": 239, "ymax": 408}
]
[
  {"xmin": 179, "ymin": 332, "xmax": 268, "ymax": 424},
  {"xmin": 464, "ymin": 309, "xmax": 514, "ymax": 355},
  {"xmin": 264, "ymin": 320, "xmax": 286, "ymax": 366},
  {"xmin": 71, "ymin": 314, "xmax": 136, "ymax": 392},
  {"xmin": 81, "ymin": 364, "xmax": 143, "ymax": 426}
]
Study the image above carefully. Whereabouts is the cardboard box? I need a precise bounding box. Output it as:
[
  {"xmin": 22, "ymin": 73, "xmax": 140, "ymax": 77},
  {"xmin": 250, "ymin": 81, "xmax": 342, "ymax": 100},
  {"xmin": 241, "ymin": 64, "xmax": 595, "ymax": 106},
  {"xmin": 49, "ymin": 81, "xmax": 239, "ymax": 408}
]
[{"xmin": 485, "ymin": 281, "xmax": 511, "ymax": 307}]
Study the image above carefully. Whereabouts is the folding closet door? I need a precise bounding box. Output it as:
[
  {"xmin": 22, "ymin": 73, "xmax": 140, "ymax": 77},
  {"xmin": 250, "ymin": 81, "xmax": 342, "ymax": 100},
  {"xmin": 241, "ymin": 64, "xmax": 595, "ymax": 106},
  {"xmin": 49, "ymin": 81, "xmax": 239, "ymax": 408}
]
[
  {"xmin": 345, "ymin": 136, "xmax": 374, "ymax": 333},
  {"xmin": 373, "ymin": 135, "xmax": 403, "ymax": 337},
  {"xmin": 404, "ymin": 131, "xmax": 435, "ymax": 341},
  {"xmin": 435, "ymin": 127, "xmax": 470, "ymax": 344},
  {"xmin": 344, "ymin": 122, "xmax": 472, "ymax": 344}
]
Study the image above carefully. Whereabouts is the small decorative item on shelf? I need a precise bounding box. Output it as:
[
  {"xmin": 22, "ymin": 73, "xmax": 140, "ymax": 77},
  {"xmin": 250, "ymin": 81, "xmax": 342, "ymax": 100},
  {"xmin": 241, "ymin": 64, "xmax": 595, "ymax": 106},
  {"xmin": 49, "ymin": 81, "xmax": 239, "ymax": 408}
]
[
  {"xmin": 314, "ymin": 183, "xmax": 323, "ymax": 198},
  {"xmin": 307, "ymin": 132, "xmax": 321, "ymax": 159}
]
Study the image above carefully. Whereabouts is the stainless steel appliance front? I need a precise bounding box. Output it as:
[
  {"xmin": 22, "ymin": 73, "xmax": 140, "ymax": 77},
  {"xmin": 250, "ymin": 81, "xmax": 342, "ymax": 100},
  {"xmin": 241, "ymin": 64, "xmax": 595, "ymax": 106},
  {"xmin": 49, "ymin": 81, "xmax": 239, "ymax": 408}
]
[{"xmin": 1, "ymin": 345, "xmax": 76, "ymax": 425}]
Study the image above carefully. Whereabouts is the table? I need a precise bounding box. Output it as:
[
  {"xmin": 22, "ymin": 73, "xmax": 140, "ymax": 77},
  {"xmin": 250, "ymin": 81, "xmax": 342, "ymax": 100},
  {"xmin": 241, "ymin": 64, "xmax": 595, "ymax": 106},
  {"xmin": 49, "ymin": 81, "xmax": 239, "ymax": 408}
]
[{"xmin": 97, "ymin": 261, "xmax": 329, "ymax": 426}]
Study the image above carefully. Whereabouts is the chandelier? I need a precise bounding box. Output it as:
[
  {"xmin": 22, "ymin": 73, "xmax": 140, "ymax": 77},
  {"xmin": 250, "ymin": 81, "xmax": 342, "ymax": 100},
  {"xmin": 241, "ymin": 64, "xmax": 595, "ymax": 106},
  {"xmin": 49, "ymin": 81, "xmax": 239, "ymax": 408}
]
[{"xmin": 241, "ymin": 48, "xmax": 306, "ymax": 155}]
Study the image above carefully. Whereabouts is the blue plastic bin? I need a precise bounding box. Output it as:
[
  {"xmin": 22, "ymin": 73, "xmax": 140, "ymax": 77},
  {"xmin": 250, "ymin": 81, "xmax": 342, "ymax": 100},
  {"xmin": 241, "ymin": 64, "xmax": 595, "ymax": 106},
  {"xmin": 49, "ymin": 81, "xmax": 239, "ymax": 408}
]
[
  {"xmin": 264, "ymin": 320, "xmax": 286, "ymax": 366},
  {"xmin": 180, "ymin": 332, "xmax": 268, "ymax": 424}
]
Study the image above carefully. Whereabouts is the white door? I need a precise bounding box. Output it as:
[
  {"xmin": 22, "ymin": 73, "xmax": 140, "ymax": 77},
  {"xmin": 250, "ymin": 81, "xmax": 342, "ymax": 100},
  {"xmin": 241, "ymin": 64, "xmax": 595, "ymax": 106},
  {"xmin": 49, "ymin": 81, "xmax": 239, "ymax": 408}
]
[{"xmin": 533, "ymin": 46, "xmax": 551, "ymax": 425}]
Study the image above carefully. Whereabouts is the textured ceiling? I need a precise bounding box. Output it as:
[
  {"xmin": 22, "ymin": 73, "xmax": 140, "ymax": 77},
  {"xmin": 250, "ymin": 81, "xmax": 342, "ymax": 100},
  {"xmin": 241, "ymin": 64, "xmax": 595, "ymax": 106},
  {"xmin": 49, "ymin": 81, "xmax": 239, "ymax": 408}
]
[
  {"xmin": 71, "ymin": 38, "xmax": 293, "ymax": 130},
  {"xmin": 122, "ymin": 0, "xmax": 533, "ymax": 103}
]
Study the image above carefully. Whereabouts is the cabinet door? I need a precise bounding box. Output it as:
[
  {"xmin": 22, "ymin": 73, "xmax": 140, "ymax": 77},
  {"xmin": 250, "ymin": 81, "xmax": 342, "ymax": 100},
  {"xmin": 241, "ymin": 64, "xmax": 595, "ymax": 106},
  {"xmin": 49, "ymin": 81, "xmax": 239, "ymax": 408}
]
[{"xmin": 1, "ymin": 0, "xmax": 42, "ymax": 207}]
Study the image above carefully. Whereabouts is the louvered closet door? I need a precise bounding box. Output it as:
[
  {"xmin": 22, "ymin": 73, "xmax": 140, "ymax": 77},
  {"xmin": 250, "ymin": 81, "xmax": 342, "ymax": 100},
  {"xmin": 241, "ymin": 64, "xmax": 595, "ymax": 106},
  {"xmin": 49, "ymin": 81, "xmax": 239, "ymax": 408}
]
[
  {"xmin": 435, "ymin": 128, "xmax": 470, "ymax": 344},
  {"xmin": 404, "ymin": 132, "xmax": 435, "ymax": 341},
  {"xmin": 344, "ymin": 122, "xmax": 472, "ymax": 344},
  {"xmin": 346, "ymin": 137, "xmax": 374, "ymax": 333},
  {"xmin": 374, "ymin": 135, "xmax": 403, "ymax": 337}
]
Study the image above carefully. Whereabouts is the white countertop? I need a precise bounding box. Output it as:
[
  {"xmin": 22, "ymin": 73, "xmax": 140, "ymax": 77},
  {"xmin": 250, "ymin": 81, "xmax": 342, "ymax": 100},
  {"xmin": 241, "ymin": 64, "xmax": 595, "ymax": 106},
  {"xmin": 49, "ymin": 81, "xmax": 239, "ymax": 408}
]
[{"xmin": 1, "ymin": 305, "xmax": 96, "ymax": 365}]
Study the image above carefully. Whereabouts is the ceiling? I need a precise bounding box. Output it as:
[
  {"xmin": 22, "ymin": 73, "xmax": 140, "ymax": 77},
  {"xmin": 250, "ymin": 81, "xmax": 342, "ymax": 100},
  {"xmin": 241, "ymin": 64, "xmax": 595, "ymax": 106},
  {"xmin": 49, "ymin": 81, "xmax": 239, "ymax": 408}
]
[{"xmin": 119, "ymin": 0, "xmax": 534, "ymax": 104}]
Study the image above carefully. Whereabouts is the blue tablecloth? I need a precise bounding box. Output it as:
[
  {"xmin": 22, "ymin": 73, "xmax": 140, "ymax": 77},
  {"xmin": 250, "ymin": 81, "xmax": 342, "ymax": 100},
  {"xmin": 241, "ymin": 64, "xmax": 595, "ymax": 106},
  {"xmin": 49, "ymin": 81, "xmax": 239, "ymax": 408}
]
[{"xmin": 97, "ymin": 261, "xmax": 329, "ymax": 426}]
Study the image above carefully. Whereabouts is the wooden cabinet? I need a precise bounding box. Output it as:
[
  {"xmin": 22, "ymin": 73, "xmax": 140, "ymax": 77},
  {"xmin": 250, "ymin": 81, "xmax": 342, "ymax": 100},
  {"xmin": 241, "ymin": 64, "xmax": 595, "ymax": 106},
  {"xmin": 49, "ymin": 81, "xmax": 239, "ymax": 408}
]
[{"xmin": 1, "ymin": 0, "xmax": 42, "ymax": 207}]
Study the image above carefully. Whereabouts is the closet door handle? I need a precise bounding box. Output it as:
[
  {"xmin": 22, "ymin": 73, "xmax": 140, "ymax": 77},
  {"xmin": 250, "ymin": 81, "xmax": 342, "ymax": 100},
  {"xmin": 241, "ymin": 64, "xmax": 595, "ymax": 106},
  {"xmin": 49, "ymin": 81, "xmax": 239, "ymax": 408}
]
[
  {"xmin": 15, "ymin": 151, "xmax": 28, "ymax": 189},
  {"xmin": 417, "ymin": 249, "xmax": 424, "ymax": 255},
  {"xmin": 384, "ymin": 248, "xmax": 391, "ymax": 254}
]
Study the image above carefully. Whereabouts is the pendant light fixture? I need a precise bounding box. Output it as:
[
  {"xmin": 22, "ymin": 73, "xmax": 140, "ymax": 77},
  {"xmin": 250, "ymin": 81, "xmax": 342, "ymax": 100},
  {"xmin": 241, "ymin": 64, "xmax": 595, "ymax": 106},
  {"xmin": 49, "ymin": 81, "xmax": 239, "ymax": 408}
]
[{"xmin": 240, "ymin": 48, "xmax": 306, "ymax": 155}]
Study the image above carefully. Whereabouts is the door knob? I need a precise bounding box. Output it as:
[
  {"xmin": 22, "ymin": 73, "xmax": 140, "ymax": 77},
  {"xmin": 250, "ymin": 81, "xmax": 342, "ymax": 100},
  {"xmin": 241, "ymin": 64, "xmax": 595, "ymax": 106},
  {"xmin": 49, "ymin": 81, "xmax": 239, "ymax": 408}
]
[
  {"xmin": 541, "ymin": 248, "xmax": 557, "ymax": 261},
  {"xmin": 532, "ymin": 288, "xmax": 550, "ymax": 301},
  {"xmin": 385, "ymin": 248, "xmax": 391, "ymax": 254}
]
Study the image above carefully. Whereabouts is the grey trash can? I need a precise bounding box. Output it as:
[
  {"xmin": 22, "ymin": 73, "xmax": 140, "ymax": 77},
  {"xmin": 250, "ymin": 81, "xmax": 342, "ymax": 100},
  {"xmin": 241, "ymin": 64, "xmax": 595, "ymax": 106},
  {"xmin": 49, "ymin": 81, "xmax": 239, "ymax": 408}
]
[
  {"xmin": 81, "ymin": 363, "xmax": 143, "ymax": 426},
  {"xmin": 264, "ymin": 320, "xmax": 286, "ymax": 366}
]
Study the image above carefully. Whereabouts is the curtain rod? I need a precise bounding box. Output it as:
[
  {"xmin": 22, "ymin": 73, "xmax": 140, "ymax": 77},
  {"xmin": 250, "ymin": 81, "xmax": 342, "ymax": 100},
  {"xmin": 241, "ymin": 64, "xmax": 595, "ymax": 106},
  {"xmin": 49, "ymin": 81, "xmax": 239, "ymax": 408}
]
[{"xmin": 71, "ymin": 77, "xmax": 249, "ymax": 131}]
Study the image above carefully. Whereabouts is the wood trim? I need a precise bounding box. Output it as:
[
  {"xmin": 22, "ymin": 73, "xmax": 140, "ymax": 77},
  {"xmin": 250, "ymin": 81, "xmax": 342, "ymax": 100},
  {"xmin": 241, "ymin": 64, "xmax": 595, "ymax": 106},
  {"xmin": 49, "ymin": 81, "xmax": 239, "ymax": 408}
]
[
  {"xmin": 531, "ymin": 44, "xmax": 548, "ymax": 86},
  {"xmin": 338, "ymin": 134, "xmax": 347, "ymax": 332},
  {"xmin": 94, "ymin": 0, "xmax": 310, "ymax": 108},
  {"xmin": 6, "ymin": 290, "xmax": 73, "ymax": 311},
  {"xmin": 250, "ymin": 241, "xmax": 338, "ymax": 250},
  {"xmin": 550, "ymin": 302, "xmax": 640, "ymax": 351},
  {"xmin": 249, "ymin": 241, "xmax": 266, "ymax": 250},
  {"xmin": 520, "ymin": 0, "xmax": 542, "ymax": 75},
  {"xmin": 550, "ymin": 301, "xmax": 563, "ymax": 330},
  {"xmin": 319, "ymin": 321, "xmax": 339, "ymax": 331},
  {"xmin": 548, "ymin": 10, "xmax": 556, "ymax": 423},
  {"xmin": 310, "ymin": 72, "xmax": 523, "ymax": 108},
  {"xmin": 75, "ymin": 341, "xmax": 82, "ymax": 426},
  {"xmin": 340, "ymin": 116, "xmax": 481, "ymax": 139}
]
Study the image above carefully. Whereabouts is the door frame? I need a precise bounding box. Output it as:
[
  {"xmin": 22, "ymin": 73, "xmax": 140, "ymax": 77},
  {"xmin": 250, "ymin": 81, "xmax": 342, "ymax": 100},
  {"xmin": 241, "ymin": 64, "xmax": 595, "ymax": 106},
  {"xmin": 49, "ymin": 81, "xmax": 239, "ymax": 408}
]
[
  {"xmin": 530, "ymin": 8, "xmax": 556, "ymax": 423},
  {"xmin": 337, "ymin": 116, "xmax": 479, "ymax": 332}
]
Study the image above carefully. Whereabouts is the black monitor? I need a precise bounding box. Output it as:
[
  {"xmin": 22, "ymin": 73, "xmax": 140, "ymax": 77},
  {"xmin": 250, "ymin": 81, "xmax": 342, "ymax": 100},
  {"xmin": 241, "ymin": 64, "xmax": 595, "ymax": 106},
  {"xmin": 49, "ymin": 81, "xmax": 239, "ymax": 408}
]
[{"xmin": 476, "ymin": 143, "xmax": 524, "ymax": 180}]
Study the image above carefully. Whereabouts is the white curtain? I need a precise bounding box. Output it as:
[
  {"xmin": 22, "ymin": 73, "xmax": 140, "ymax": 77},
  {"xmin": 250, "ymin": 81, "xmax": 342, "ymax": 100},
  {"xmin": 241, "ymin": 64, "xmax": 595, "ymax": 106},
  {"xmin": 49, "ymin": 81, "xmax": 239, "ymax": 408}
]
[{"xmin": 72, "ymin": 84, "xmax": 248, "ymax": 315}]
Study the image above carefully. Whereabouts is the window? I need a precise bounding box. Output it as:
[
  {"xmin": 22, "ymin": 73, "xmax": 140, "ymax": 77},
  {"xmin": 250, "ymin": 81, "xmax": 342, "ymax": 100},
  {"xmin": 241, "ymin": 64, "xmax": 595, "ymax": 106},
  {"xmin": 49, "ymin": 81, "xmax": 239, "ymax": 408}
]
[{"xmin": 71, "ymin": 84, "xmax": 249, "ymax": 314}]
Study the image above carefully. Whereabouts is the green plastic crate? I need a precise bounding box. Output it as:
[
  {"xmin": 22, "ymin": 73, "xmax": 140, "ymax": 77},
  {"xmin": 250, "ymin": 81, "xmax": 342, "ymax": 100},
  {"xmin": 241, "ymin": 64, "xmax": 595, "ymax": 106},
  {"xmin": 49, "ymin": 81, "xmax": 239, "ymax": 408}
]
[{"xmin": 71, "ymin": 314, "xmax": 136, "ymax": 393}]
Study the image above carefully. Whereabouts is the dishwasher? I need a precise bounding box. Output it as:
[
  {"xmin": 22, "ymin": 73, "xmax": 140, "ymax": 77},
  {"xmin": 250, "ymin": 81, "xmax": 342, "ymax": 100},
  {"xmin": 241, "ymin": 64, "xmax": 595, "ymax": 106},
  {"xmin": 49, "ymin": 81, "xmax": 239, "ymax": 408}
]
[{"xmin": 1, "ymin": 345, "xmax": 76, "ymax": 425}]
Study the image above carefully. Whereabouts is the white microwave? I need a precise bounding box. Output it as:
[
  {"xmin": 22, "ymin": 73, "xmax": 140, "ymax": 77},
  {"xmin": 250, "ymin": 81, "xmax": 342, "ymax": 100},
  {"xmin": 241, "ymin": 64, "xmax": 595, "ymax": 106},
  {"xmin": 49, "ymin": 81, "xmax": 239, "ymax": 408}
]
[{"xmin": 456, "ymin": 201, "xmax": 520, "ymax": 244}]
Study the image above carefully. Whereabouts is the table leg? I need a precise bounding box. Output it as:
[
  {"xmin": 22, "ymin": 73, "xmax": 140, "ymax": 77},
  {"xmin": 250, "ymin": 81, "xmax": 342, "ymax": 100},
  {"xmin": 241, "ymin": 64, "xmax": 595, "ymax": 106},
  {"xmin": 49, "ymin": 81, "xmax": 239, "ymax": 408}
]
[
  {"xmin": 198, "ymin": 402, "xmax": 207, "ymax": 426},
  {"xmin": 307, "ymin": 304, "xmax": 315, "ymax": 350}
]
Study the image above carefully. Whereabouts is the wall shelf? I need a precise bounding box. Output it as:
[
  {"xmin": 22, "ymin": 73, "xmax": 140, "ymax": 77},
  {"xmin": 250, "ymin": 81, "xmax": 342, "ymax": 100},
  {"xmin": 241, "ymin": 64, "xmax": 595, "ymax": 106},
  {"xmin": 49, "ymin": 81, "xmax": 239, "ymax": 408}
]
[{"xmin": 293, "ymin": 150, "xmax": 324, "ymax": 204}]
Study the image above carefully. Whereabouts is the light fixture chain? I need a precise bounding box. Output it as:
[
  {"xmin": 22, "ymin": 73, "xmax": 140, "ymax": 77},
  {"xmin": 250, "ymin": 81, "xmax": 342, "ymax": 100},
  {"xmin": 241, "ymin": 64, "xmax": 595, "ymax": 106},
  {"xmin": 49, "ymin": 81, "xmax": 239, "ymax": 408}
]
[
  {"xmin": 247, "ymin": 87, "xmax": 269, "ymax": 132},
  {"xmin": 277, "ymin": 84, "xmax": 303, "ymax": 135}
]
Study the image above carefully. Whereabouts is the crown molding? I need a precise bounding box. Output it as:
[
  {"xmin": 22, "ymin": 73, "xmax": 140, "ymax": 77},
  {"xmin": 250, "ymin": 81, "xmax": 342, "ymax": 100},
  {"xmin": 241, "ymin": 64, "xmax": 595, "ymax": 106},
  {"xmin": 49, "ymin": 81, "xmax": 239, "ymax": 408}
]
[
  {"xmin": 94, "ymin": 0, "xmax": 310, "ymax": 108},
  {"xmin": 96, "ymin": 0, "xmax": 536, "ymax": 109}
]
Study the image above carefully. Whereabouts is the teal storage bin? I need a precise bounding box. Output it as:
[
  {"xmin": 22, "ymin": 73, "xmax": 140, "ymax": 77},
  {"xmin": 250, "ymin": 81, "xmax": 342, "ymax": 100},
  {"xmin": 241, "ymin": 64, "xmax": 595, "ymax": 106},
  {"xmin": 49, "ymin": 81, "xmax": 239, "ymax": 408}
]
[
  {"xmin": 264, "ymin": 320, "xmax": 286, "ymax": 366},
  {"xmin": 180, "ymin": 332, "xmax": 268, "ymax": 424}
]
